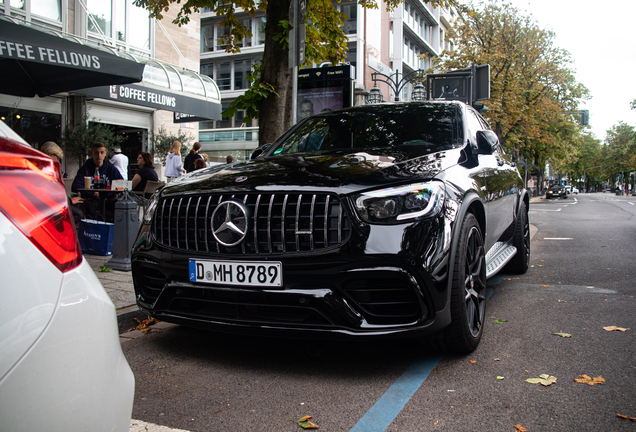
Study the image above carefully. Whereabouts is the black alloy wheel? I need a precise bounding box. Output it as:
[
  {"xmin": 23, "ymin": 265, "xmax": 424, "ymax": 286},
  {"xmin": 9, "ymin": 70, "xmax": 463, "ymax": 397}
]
[{"xmin": 443, "ymin": 213, "xmax": 487, "ymax": 353}]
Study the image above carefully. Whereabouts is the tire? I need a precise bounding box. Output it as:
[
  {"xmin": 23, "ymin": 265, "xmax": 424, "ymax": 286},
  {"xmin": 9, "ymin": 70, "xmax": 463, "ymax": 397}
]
[
  {"xmin": 440, "ymin": 213, "xmax": 487, "ymax": 354},
  {"xmin": 505, "ymin": 201, "xmax": 530, "ymax": 274}
]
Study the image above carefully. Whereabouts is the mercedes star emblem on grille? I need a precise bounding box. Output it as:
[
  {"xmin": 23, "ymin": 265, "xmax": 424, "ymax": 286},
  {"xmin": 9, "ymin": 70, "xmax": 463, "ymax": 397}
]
[
  {"xmin": 211, "ymin": 200, "xmax": 249, "ymax": 247},
  {"xmin": 235, "ymin": 176, "xmax": 248, "ymax": 182}
]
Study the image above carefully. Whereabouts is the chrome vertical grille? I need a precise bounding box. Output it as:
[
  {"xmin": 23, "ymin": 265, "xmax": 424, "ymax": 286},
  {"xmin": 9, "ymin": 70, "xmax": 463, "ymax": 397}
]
[{"xmin": 152, "ymin": 192, "xmax": 351, "ymax": 255}]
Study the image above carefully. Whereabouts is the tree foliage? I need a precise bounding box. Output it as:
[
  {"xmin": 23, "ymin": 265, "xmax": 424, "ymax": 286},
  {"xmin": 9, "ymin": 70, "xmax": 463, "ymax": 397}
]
[
  {"xmin": 149, "ymin": 125, "xmax": 195, "ymax": 164},
  {"xmin": 437, "ymin": 1, "xmax": 589, "ymax": 172},
  {"xmin": 134, "ymin": 0, "xmax": 451, "ymax": 146},
  {"xmin": 61, "ymin": 113, "xmax": 123, "ymax": 165}
]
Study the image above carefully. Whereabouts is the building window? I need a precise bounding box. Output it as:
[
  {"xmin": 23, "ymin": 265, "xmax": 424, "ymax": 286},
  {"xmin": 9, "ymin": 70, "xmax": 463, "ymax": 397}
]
[
  {"xmin": 32, "ymin": 0, "xmax": 61, "ymax": 22},
  {"xmin": 346, "ymin": 44, "xmax": 356, "ymax": 67},
  {"xmin": 201, "ymin": 59, "xmax": 256, "ymax": 92},
  {"xmin": 216, "ymin": 25, "xmax": 231, "ymax": 51},
  {"xmin": 234, "ymin": 59, "xmax": 251, "ymax": 90},
  {"xmin": 341, "ymin": 2, "xmax": 356, "ymax": 35},
  {"xmin": 5, "ymin": 0, "xmax": 64, "ymax": 29},
  {"xmin": 256, "ymin": 17, "xmax": 266, "ymax": 45},
  {"xmin": 201, "ymin": 22, "xmax": 214, "ymax": 52},
  {"xmin": 87, "ymin": 0, "xmax": 111, "ymax": 37},
  {"xmin": 87, "ymin": 0, "xmax": 150, "ymax": 51},
  {"xmin": 218, "ymin": 62, "xmax": 231, "ymax": 90},
  {"xmin": 240, "ymin": 18, "xmax": 252, "ymax": 48}
]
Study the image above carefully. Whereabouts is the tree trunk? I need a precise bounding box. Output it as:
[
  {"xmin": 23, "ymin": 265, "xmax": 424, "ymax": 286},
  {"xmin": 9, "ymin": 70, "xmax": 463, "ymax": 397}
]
[{"xmin": 258, "ymin": 0, "xmax": 293, "ymax": 146}]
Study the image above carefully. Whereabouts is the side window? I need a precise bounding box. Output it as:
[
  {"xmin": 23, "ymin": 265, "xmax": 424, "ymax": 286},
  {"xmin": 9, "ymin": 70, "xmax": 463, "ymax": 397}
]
[{"xmin": 465, "ymin": 109, "xmax": 484, "ymax": 145}]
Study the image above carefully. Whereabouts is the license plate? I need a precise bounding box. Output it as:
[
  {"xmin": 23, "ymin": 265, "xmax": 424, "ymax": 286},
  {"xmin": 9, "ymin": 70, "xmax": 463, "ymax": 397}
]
[{"xmin": 189, "ymin": 259, "xmax": 282, "ymax": 287}]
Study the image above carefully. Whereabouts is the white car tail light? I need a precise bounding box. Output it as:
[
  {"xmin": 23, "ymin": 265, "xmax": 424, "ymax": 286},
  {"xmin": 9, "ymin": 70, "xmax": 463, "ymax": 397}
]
[{"xmin": 0, "ymin": 137, "xmax": 82, "ymax": 272}]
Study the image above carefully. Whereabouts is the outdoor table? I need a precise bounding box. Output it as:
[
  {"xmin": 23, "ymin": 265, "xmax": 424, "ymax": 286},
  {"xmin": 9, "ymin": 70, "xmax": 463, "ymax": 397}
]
[{"xmin": 78, "ymin": 188, "xmax": 125, "ymax": 219}]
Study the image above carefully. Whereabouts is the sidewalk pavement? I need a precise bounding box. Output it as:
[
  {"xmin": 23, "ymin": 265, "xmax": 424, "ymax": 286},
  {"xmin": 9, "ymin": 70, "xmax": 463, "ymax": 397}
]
[{"xmin": 84, "ymin": 254, "xmax": 138, "ymax": 315}]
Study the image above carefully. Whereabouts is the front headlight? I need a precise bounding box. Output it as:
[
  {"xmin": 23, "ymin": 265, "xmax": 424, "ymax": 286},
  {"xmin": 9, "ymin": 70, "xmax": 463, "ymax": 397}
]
[
  {"xmin": 353, "ymin": 181, "xmax": 445, "ymax": 224},
  {"xmin": 143, "ymin": 192, "xmax": 161, "ymax": 225}
]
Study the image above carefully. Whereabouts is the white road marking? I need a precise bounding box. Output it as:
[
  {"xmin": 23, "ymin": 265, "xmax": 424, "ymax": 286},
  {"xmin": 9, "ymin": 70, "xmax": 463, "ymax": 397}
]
[{"xmin": 130, "ymin": 420, "xmax": 192, "ymax": 432}]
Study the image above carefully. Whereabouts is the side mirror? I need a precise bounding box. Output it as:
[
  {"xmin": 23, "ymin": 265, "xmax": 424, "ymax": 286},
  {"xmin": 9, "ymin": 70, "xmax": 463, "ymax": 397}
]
[
  {"xmin": 475, "ymin": 130, "xmax": 499, "ymax": 155},
  {"xmin": 251, "ymin": 143, "xmax": 271, "ymax": 159}
]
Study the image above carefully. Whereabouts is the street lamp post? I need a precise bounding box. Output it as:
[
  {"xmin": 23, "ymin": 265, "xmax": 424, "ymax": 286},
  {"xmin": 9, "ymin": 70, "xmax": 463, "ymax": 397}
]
[
  {"xmin": 367, "ymin": 69, "xmax": 427, "ymax": 103},
  {"xmin": 583, "ymin": 165, "xmax": 602, "ymax": 193}
]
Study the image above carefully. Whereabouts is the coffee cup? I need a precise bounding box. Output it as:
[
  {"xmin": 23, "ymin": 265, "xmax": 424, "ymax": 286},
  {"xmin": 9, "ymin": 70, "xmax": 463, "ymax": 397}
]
[{"xmin": 84, "ymin": 176, "xmax": 91, "ymax": 189}]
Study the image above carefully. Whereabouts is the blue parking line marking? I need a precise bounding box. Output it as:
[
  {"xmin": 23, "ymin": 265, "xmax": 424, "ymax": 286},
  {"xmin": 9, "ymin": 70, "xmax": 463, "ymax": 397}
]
[
  {"xmin": 349, "ymin": 277, "xmax": 504, "ymax": 431},
  {"xmin": 349, "ymin": 355, "xmax": 443, "ymax": 432}
]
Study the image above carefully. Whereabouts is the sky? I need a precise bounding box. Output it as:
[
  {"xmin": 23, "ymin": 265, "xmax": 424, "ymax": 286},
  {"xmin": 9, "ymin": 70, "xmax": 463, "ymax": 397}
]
[{"xmin": 487, "ymin": 0, "xmax": 636, "ymax": 141}]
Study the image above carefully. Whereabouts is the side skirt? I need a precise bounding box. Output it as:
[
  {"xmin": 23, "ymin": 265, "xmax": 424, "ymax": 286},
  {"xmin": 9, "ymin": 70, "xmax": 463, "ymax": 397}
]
[{"xmin": 485, "ymin": 240, "xmax": 517, "ymax": 279}]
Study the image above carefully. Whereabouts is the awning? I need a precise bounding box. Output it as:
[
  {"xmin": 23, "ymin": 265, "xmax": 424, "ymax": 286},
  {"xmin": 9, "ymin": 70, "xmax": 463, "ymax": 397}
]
[
  {"xmin": 74, "ymin": 82, "xmax": 222, "ymax": 120},
  {"xmin": 0, "ymin": 18, "xmax": 145, "ymax": 98}
]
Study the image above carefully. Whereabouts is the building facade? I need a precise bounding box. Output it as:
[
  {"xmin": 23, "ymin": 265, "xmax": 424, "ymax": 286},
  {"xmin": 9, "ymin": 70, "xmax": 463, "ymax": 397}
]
[
  {"xmin": 0, "ymin": 0, "xmax": 219, "ymax": 179},
  {"xmin": 198, "ymin": 0, "xmax": 455, "ymax": 161}
]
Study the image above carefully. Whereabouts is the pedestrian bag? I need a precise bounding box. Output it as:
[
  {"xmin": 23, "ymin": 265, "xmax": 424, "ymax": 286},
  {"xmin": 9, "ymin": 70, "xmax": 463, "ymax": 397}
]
[{"xmin": 78, "ymin": 217, "xmax": 114, "ymax": 256}]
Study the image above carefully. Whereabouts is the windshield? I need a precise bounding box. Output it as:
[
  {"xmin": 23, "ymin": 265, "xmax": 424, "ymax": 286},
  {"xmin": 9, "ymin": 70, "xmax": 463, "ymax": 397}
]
[
  {"xmin": 549, "ymin": 185, "xmax": 563, "ymax": 191},
  {"xmin": 271, "ymin": 104, "xmax": 462, "ymax": 156}
]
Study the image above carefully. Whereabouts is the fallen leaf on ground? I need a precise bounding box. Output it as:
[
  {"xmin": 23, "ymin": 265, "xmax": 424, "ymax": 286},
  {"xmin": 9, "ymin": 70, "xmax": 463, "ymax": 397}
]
[
  {"xmin": 616, "ymin": 414, "xmax": 636, "ymax": 421},
  {"xmin": 492, "ymin": 318, "xmax": 508, "ymax": 324},
  {"xmin": 297, "ymin": 415, "xmax": 319, "ymax": 429},
  {"xmin": 496, "ymin": 376, "xmax": 504, "ymax": 380},
  {"xmin": 526, "ymin": 374, "xmax": 557, "ymax": 386},
  {"xmin": 552, "ymin": 332, "xmax": 572, "ymax": 338},
  {"xmin": 469, "ymin": 360, "xmax": 477, "ymax": 364},
  {"xmin": 133, "ymin": 316, "xmax": 160, "ymax": 333},
  {"xmin": 433, "ymin": 420, "xmax": 439, "ymax": 425},
  {"xmin": 540, "ymin": 284, "xmax": 551, "ymax": 287},
  {"xmin": 574, "ymin": 375, "xmax": 605, "ymax": 386},
  {"xmin": 604, "ymin": 326, "xmax": 628, "ymax": 332},
  {"xmin": 514, "ymin": 425, "xmax": 527, "ymax": 432},
  {"xmin": 557, "ymin": 299, "xmax": 566, "ymax": 302}
]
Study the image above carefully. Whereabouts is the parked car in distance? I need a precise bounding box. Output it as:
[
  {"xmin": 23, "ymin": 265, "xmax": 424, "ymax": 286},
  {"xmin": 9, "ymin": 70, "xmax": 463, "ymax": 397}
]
[
  {"xmin": 132, "ymin": 101, "xmax": 530, "ymax": 354},
  {"xmin": 0, "ymin": 121, "xmax": 134, "ymax": 432},
  {"xmin": 546, "ymin": 184, "xmax": 567, "ymax": 199},
  {"xmin": 571, "ymin": 186, "xmax": 579, "ymax": 194}
]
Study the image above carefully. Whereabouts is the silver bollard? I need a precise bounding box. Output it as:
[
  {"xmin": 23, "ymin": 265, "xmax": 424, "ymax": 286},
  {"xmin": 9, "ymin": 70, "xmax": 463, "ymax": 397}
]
[{"xmin": 108, "ymin": 190, "xmax": 139, "ymax": 271}]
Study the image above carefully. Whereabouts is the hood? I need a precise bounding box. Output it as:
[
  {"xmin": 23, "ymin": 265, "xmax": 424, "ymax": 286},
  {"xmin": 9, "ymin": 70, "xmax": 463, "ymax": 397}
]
[{"xmin": 161, "ymin": 147, "xmax": 465, "ymax": 196}]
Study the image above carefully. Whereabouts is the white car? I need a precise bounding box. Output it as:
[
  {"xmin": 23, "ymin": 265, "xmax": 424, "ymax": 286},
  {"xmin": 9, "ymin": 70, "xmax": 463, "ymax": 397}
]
[
  {"xmin": 564, "ymin": 185, "xmax": 579, "ymax": 195},
  {"xmin": 0, "ymin": 121, "xmax": 134, "ymax": 431},
  {"xmin": 571, "ymin": 186, "xmax": 579, "ymax": 194}
]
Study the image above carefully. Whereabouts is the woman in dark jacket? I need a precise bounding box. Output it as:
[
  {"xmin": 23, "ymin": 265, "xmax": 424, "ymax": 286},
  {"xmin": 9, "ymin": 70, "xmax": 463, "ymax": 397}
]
[{"xmin": 132, "ymin": 152, "xmax": 159, "ymax": 198}]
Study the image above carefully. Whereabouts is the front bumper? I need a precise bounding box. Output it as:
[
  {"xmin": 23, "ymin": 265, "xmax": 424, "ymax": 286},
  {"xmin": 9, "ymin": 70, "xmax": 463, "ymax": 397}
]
[{"xmin": 132, "ymin": 215, "xmax": 453, "ymax": 339}]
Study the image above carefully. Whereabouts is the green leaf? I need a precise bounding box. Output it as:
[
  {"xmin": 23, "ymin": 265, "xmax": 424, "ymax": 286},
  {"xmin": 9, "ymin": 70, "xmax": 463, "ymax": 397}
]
[
  {"xmin": 492, "ymin": 318, "xmax": 509, "ymax": 324},
  {"xmin": 99, "ymin": 263, "xmax": 112, "ymax": 272}
]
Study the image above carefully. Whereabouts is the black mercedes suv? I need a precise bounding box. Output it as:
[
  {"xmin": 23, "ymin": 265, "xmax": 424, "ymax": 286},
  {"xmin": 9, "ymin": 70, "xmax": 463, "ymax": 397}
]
[{"xmin": 132, "ymin": 101, "xmax": 530, "ymax": 353}]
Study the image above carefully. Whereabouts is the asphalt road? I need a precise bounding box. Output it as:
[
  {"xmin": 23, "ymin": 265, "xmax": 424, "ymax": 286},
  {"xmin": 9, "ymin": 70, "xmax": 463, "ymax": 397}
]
[{"xmin": 121, "ymin": 193, "xmax": 636, "ymax": 432}]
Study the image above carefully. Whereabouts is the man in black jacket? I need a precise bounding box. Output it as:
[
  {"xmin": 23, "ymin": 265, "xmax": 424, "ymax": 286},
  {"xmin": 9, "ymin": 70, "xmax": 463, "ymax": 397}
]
[
  {"xmin": 72, "ymin": 142, "xmax": 123, "ymax": 220},
  {"xmin": 184, "ymin": 142, "xmax": 203, "ymax": 173}
]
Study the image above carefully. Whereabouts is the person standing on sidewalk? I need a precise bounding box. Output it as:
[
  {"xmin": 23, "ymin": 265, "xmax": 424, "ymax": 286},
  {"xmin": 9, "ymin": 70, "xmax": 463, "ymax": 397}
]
[
  {"xmin": 184, "ymin": 142, "xmax": 203, "ymax": 173},
  {"xmin": 110, "ymin": 146, "xmax": 128, "ymax": 180},
  {"xmin": 165, "ymin": 141, "xmax": 184, "ymax": 183}
]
